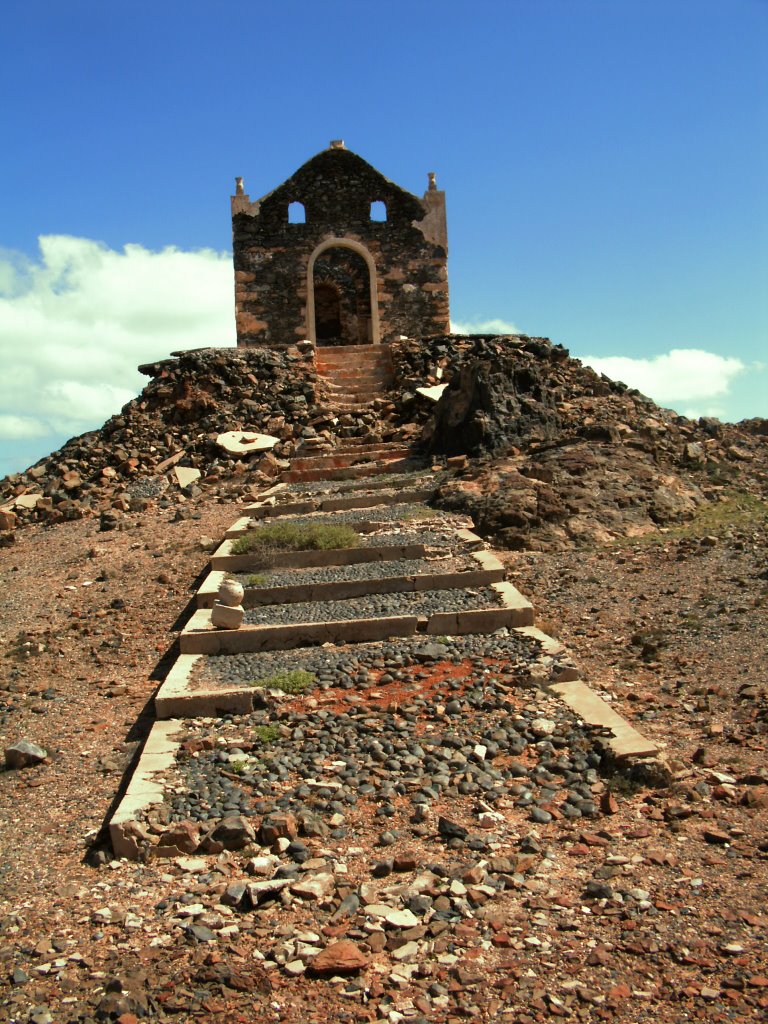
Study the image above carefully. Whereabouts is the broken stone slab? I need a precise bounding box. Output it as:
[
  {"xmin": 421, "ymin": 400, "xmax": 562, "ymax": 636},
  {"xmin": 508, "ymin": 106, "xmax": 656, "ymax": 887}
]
[
  {"xmin": 416, "ymin": 383, "xmax": 448, "ymax": 402},
  {"xmin": 246, "ymin": 878, "xmax": 292, "ymax": 904},
  {"xmin": 13, "ymin": 493, "xmax": 43, "ymax": 510},
  {"xmin": 216, "ymin": 430, "xmax": 280, "ymax": 456},
  {"xmin": 5, "ymin": 740, "xmax": 48, "ymax": 769},
  {"xmin": 173, "ymin": 465, "xmax": 201, "ymax": 488},
  {"xmin": 291, "ymin": 873, "xmax": 336, "ymax": 900}
]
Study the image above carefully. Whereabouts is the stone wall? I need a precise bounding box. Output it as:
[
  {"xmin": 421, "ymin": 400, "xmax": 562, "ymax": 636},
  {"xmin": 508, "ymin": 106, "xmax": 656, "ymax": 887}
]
[{"xmin": 232, "ymin": 146, "xmax": 449, "ymax": 348}]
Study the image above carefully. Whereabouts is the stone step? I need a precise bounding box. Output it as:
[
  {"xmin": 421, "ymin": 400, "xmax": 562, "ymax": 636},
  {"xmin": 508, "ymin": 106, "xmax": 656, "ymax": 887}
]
[
  {"xmin": 181, "ymin": 580, "xmax": 532, "ymax": 655},
  {"xmin": 281, "ymin": 457, "xmax": 425, "ymax": 483},
  {"xmin": 317, "ymin": 364, "xmax": 393, "ymax": 378},
  {"xmin": 292, "ymin": 440, "xmax": 409, "ymax": 458},
  {"xmin": 243, "ymin": 487, "xmax": 437, "ymax": 519},
  {"xmin": 320, "ymin": 362, "xmax": 392, "ymax": 373},
  {"xmin": 331, "ymin": 440, "xmax": 412, "ymax": 454},
  {"xmin": 321, "ymin": 377, "xmax": 392, "ymax": 388},
  {"xmin": 316, "ymin": 343, "xmax": 392, "ymax": 360},
  {"xmin": 197, "ymin": 553, "xmax": 505, "ymax": 609},
  {"xmin": 288, "ymin": 447, "xmax": 413, "ymax": 472},
  {"xmin": 210, "ymin": 535, "xmax": 429, "ymax": 573},
  {"xmin": 322, "ymin": 384, "xmax": 388, "ymax": 396}
]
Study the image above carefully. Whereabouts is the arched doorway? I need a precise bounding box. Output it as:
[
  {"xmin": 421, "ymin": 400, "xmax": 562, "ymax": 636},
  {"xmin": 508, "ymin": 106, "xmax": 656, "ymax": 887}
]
[{"xmin": 307, "ymin": 238, "xmax": 380, "ymax": 345}]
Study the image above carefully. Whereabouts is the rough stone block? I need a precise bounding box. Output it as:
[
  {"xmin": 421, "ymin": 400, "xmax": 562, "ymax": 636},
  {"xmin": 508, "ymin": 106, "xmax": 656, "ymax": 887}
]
[{"xmin": 211, "ymin": 602, "xmax": 245, "ymax": 629}]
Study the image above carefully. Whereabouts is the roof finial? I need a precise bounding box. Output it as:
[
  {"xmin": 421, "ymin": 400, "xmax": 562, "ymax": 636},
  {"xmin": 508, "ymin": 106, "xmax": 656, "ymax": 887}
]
[
  {"xmin": 330, "ymin": 139, "xmax": 345, "ymax": 149},
  {"xmin": 235, "ymin": 176, "xmax": 244, "ymax": 195},
  {"xmin": 427, "ymin": 171, "xmax": 437, "ymax": 191}
]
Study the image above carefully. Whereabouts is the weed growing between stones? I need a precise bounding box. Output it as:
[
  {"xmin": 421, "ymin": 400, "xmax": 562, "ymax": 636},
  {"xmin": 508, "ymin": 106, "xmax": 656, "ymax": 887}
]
[
  {"xmin": 253, "ymin": 724, "xmax": 280, "ymax": 743},
  {"xmin": 400, "ymin": 505, "xmax": 437, "ymax": 522},
  {"xmin": 231, "ymin": 522, "xmax": 358, "ymax": 554},
  {"xmin": 248, "ymin": 669, "xmax": 315, "ymax": 694},
  {"xmin": 246, "ymin": 572, "xmax": 271, "ymax": 586}
]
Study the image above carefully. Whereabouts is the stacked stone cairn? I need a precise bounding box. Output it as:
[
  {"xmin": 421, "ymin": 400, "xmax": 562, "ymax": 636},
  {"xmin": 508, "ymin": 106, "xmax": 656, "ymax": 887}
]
[{"xmin": 210, "ymin": 576, "xmax": 245, "ymax": 630}]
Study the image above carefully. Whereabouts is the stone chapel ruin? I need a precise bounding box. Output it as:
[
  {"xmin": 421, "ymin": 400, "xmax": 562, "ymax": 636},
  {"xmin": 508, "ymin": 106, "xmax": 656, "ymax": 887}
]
[{"xmin": 231, "ymin": 140, "xmax": 450, "ymax": 348}]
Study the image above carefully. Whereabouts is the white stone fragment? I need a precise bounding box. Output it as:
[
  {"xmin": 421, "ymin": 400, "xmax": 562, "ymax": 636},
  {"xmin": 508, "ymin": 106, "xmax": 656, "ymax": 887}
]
[
  {"xmin": 415, "ymin": 383, "xmax": 448, "ymax": 402},
  {"xmin": 216, "ymin": 430, "xmax": 280, "ymax": 455}
]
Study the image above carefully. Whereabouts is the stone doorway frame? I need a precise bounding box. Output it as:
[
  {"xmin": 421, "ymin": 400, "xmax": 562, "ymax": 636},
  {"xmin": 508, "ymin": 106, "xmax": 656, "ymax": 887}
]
[{"xmin": 306, "ymin": 237, "xmax": 380, "ymax": 346}]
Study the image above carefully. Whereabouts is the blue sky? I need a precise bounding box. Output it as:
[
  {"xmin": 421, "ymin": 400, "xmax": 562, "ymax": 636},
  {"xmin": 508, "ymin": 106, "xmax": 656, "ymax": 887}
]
[{"xmin": 1, "ymin": 0, "xmax": 766, "ymax": 478}]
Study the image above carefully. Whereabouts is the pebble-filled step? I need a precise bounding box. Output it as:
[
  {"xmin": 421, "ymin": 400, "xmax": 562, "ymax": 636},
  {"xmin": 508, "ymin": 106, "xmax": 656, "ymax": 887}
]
[
  {"xmin": 234, "ymin": 555, "xmax": 479, "ymax": 590},
  {"xmin": 242, "ymin": 586, "xmax": 503, "ymax": 627},
  {"xmin": 334, "ymin": 529, "xmax": 463, "ymax": 549},
  {"xmin": 276, "ymin": 470, "xmax": 446, "ymax": 497},
  {"xmin": 156, "ymin": 643, "xmax": 604, "ymax": 837},
  {"xmin": 241, "ymin": 503, "xmax": 452, "ymax": 529},
  {"xmin": 190, "ymin": 631, "xmax": 544, "ymax": 691}
]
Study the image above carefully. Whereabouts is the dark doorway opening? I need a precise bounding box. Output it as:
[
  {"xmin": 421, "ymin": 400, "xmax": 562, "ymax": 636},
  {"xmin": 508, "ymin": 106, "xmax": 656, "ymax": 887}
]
[
  {"xmin": 315, "ymin": 283, "xmax": 342, "ymax": 341},
  {"xmin": 312, "ymin": 246, "xmax": 372, "ymax": 346}
]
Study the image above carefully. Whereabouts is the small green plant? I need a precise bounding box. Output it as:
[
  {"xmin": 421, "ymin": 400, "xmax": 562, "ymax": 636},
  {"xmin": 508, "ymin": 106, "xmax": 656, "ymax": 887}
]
[
  {"xmin": 253, "ymin": 724, "xmax": 280, "ymax": 743},
  {"xmin": 248, "ymin": 669, "xmax": 315, "ymax": 694},
  {"xmin": 229, "ymin": 759, "xmax": 249, "ymax": 775},
  {"xmin": 231, "ymin": 522, "xmax": 358, "ymax": 555},
  {"xmin": 401, "ymin": 506, "xmax": 437, "ymax": 523},
  {"xmin": 246, "ymin": 572, "xmax": 271, "ymax": 587}
]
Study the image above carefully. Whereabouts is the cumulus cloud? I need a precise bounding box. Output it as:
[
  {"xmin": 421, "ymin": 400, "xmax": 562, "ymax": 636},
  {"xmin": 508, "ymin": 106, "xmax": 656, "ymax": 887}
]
[
  {"xmin": 450, "ymin": 317, "xmax": 521, "ymax": 335},
  {"xmin": 0, "ymin": 235, "xmax": 235, "ymax": 455},
  {"xmin": 580, "ymin": 348, "xmax": 746, "ymax": 407},
  {"xmin": 0, "ymin": 414, "xmax": 49, "ymax": 439}
]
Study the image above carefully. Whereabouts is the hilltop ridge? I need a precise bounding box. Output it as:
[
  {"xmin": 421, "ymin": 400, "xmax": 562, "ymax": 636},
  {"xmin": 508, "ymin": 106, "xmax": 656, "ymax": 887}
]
[{"xmin": 2, "ymin": 335, "xmax": 766, "ymax": 550}]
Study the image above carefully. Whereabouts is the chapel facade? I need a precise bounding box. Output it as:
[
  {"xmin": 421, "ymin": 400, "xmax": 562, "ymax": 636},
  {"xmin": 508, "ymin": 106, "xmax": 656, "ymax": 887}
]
[{"xmin": 231, "ymin": 141, "xmax": 449, "ymax": 348}]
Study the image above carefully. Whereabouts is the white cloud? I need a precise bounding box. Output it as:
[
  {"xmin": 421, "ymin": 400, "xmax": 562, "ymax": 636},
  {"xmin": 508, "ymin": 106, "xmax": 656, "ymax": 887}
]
[
  {"xmin": 451, "ymin": 317, "xmax": 521, "ymax": 335},
  {"xmin": 0, "ymin": 414, "xmax": 49, "ymax": 439},
  {"xmin": 580, "ymin": 348, "xmax": 746, "ymax": 407},
  {"xmin": 0, "ymin": 235, "xmax": 235, "ymax": 449}
]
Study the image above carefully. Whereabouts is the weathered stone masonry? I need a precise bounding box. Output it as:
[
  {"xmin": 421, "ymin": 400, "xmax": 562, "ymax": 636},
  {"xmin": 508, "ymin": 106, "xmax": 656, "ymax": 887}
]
[{"xmin": 231, "ymin": 142, "xmax": 449, "ymax": 348}]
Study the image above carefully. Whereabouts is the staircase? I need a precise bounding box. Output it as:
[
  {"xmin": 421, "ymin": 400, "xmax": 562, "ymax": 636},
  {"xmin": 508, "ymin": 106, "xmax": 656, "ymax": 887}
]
[
  {"xmin": 276, "ymin": 344, "xmax": 420, "ymax": 483},
  {"xmin": 315, "ymin": 344, "xmax": 394, "ymax": 412},
  {"xmin": 279, "ymin": 443, "xmax": 422, "ymax": 483}
]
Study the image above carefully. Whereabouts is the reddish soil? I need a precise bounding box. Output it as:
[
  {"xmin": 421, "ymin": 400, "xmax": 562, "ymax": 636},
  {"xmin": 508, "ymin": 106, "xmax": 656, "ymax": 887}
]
[{"xmin": 1, "ymin": 497, "xmax": 766, "ymax": 1023}]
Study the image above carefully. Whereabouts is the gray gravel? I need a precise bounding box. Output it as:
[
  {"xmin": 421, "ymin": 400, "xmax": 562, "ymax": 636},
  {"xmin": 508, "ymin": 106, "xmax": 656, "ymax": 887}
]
[
  {"xmin": 362, "ymin": 528, "xmax": 464, "ymax": 548},
  {"xmin": 193, "ymin": 631, "xmax": 542, "ymax": 690},
  {"xmin": 242, "ymin": 586, "xmax": 501, "ymax": 626},
  {"xmin": 247, "ymin": 503, "xmax": 453, "ymax": 529},
  {"xmin": 165, "ymin": 644, "xmax": 604, "ymax": 837},
  {"xmin": 279, "ymin": 470, "xmax": 446, "ymax": 497},
  {"xmin": 235, "ymin": 555, "xmax": 478, "ymax": 590}
]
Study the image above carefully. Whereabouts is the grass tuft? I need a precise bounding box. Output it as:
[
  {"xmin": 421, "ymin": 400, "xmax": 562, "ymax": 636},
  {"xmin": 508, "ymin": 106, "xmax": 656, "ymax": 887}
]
[
  {"xmin": 248, "ymin": 669, "xmax": 315, "ymax": 694},
  {"xmin": 253, "ymin": 724, "xmax": 280, "ymax": 743},
  {"xmin": 231, "ymin": 521, "xmax": 358, "ymax": 555},
  {"xmin": 246, "ymin": 572, "xmax": 271, "ymax": 587}
]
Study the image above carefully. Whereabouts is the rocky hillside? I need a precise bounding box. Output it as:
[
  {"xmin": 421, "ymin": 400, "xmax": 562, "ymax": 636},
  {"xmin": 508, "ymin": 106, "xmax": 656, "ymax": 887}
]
[
  {"xmin": 0, "ymin": 346, "xmax": 396, "ymax": 535},
  {"xmin": 392, "ymin": 335, "xmax": 768, "ymax": 550},
  {"xmin": 2, "ymin": 334, "xmax": 766, "ymax": 551}
]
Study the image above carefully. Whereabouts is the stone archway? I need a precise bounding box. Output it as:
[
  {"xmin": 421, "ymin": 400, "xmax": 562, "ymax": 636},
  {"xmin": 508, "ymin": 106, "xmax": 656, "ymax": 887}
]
[{"xmin": 307, "ymin": 238, "xmax": 380, "ymax": 345}]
